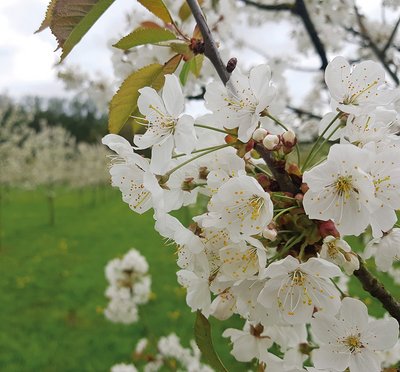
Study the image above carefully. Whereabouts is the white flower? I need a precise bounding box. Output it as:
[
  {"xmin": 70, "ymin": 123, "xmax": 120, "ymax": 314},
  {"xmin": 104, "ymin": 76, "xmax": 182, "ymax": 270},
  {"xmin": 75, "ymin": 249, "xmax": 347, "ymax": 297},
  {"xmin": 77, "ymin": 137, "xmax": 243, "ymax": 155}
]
[
  {"xmin": 209, "ymin": 289, "xmax": 236, "ymax": 320},
  {"xmin": 365, "ymin": 144, "xmax": 400, "ymax": 237},
  {"xmin": 364, "ymin": 228, "xmax": 400, "ymax": 271},
  {"xmin": 325, "ymin": 56, "xmax": 396, "ymax": 116},
  {"xmin": 222, "ymin": 322, "xmax": 274, "ymax": 362},
  {"xmin": 258, "ymin": 256, "xmax": 342, "ymax": 324},
  {"xmin": 110, "ymin": 363, "xmax": 138, "ymax": 372},
  {"xmin": 303, "ymin": 144, "xmax": 378, "ymax": 237},
  {"xmin": 199, "ymin": 175, "xmax": 273, "ymax": 242},
  {"xmin": 134, "ymin": 74, "xmax": 196, "ymax": 174},
  {"xmin": 205, "ymin": 64, "xmax": 276, "ymax": 142},
  {"xmin": 311, "ymin": 297, "xmax": 399, "ymax": 372},
  {"xmin": 102, "ymin": 134, "xmax": 153, "ymax": 214},
  {"xmin": 320, "ymin": 236, "xmax": 359, "ymax": 275}
]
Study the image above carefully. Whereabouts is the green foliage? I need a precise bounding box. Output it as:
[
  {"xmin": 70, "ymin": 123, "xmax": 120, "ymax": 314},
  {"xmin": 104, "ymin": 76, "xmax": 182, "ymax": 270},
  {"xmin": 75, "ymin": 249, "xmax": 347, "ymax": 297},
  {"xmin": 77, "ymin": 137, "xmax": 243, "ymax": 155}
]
[
  {"xmin": 179, "ymin": 55, "xmax": 204, "ymax": 85},
  {"xmin": 195, "ymin": 311, "xmax": 228, "ymax": 372},
  {"xmin": 36, "ymin": 0, "xmax": 115, "ymax": 61},
  {"xmin": 0, "ymin": 188, "xmax": 242, "ymax": 371},
  {"xmin": 113, "ymin": 27, "xmax": 177, "ymax": 50},
  {"xmin": 137, "ymin": 0, "xmax": 173, "ymax": 24},
  {"xmin": 108, "ymin": 55, "xmax": 182, "ymax": 134}
]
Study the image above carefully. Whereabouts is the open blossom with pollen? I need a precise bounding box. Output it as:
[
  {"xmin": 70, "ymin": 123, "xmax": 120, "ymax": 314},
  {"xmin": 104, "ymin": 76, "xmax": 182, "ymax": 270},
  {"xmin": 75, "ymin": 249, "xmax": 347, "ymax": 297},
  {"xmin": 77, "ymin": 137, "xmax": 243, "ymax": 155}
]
[
  {"xmin": 198, "ymin": 175, "xmax": 273, "ymax": 242},
  {"xmin": 320, "ymin": 236, "xmax": 359, "ymax": 275},
  {"xmin": 303, "ymin": 144, "xmax": 378, "ymax": 237},
  {"xmin": 311, "ymin": 297, "xmax": 399, "ymax": 372},
  {"xmin": 325, "ymin": 56, "xmax": 397, "ymax": 116},
  {"xmin": 364, "ymin": 228, "xmax": 400, "ymax": 271},
  {"xmin": 102, "ymin": 134, "xmax": 153, "ymax": 214},
  {"xmin": 205, "ymin": 64, "xmax": 276, "ymax": 142},
  {"xmin": 134, "ymin": 74, "xmax": 196, "ymax": 174},
  {"xmin": 258, "ymin": 256, "xmax": 342, "ymax": 324}
]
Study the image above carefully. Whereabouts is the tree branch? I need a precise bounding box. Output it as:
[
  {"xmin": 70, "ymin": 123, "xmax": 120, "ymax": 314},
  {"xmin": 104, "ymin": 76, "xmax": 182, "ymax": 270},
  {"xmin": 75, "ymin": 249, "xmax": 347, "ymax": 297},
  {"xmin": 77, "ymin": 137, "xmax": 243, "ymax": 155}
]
[
  {"xmin": 382, "ymin": 15, "xmax": 400, "ymax": 55},
  {"xmin": 287, "ymin": 106, "xmax": 322, "ymax": 120},
  {"xmin": 186, "ymin": 0, "xmax": 230, "ymax": 85},
  {"xmin": 255, "ymin": 144, "xmax": 299, "ymax": 194},
  {"xmin": 239, "ymin": 0, "xmax": 294, "ymax": 12},
  {"xmin": 292, "ymin": 0, "xmax": 328, "ymax": 70},
  {"xmin": 238, "ymin": 0, "xmax": 328, "ymax": 70},
  {"xmin": 354, "ymin": 6, "xmax": 399, "ymax": 85},
  {"xmin": 354, "ymin": 259, "xmax": 400, "ymax": 324}
]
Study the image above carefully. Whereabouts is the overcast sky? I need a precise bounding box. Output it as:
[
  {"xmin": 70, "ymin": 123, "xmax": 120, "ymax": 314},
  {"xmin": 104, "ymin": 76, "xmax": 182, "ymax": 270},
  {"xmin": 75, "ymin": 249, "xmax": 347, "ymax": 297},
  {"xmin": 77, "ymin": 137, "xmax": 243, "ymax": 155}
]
[{"xmin": 0, "ymin": 0, "xmax": 385, "ymax": 100}]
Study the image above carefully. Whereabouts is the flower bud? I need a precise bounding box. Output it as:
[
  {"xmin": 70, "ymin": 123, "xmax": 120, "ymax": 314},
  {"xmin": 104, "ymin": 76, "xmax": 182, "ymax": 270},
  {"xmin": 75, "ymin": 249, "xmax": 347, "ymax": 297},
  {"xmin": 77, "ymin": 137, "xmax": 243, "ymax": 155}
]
[
  {"xmin": 282, "ymin": 129, "xmax": 297, "ymax": 147},
  {"xmin": 262, "ymin": 228, "xmax": 277, "ymax": 241},
  {"xmin": 252, "ymin": 128, "xmax": 268, "ymax": 142},
  {"xmin": 262, "ymin": 134, "xmax": 280, "ymax": 150}
]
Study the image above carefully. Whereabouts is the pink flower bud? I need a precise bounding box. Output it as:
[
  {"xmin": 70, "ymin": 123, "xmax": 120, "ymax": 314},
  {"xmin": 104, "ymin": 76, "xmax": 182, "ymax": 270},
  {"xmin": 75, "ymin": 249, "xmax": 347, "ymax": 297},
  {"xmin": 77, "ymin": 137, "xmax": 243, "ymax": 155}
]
[
  {"xmin": 262, "ymin": 134, "xmax": 280, "ymax": 150},
  {"xmin": 252, "ymin": 128, "xmax": 268, "ymax": 142}
]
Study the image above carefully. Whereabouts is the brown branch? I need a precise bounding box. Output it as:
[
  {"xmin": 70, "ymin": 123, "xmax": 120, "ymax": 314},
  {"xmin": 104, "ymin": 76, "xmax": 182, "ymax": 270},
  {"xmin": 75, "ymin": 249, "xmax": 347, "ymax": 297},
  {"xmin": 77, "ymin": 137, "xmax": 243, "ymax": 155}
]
[
  {"xmin": 254, "ymin": 144, "xmax": 299, "ymax": 194},
  {"xmin": 354, "ymin": 6, "xmax": 399, "ymax": 85},
  {"xmin": 239, "ymin": 0, "xmax": 328, "ymax": 70},
  {"xmin": 354, "ymin": 258, "xmax": 400, "ymax": 324},
  {"xmin": 186, "ymin": 0, "xmax": 230, "ymax": 85},
  {"xmin": 292, "ymin": 0, "xmax": 328, "ymax": 70},
  {"xmin": 382, "ymin": 15, "xmax": 400, "ymax": 54},
  {"xmin": 287, "ymin": 106, "xmax": 322, "ymax": 120},
  {"xmin": 239, "ymin": 0, "xmax": 294, "ymax": 11}
]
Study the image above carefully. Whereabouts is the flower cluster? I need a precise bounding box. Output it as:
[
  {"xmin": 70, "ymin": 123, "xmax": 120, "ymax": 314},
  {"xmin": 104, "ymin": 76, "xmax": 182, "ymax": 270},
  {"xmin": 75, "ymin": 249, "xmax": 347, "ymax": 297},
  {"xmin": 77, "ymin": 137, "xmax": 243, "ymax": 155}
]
[
  {"xmin": 110, "ymin": 333, "xmax": 212, "ymax": 372},
  {"xmin": 104, "ymin": 58, "xmax": 400, "ymax": 371},
  {"xmin": 104, "ymin": 249, "xmax": 151, "ymax": 324}
]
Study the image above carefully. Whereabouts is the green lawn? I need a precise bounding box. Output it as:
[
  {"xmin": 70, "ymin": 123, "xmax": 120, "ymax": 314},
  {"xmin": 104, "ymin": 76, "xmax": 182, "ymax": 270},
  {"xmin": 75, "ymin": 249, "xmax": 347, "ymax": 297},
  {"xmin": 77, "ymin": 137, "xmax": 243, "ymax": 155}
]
[
  {"xmin": 0, "ymin": 188, "xmax": 397, "ymax": 372},
  {"xmin": 0, "ymin": 188, "xmax": 241, "ymax": 372}
]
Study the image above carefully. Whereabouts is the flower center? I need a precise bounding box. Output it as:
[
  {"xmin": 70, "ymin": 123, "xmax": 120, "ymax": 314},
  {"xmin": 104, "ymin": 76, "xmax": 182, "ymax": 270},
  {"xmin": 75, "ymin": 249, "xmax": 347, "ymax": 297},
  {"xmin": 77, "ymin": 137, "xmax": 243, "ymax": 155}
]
[
  {"xmin": 334, "ymin": 176, "xmax": 354, "ymax": 198},
  {"xmin": 290, "ymin": 269, "xmax": 306, "ymax": 286},
  {"xmin": 343, "ymin": 334, "xmax": 363, "ymax": 353},
  {"xmin": 249, "ymin": 195, "xmax": 265, "ymax": 220}
]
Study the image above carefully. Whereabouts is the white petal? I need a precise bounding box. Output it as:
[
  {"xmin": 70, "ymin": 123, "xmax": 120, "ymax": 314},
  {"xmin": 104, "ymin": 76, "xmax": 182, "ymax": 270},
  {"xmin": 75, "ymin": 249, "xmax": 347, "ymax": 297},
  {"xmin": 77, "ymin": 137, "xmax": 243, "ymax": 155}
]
[
  {"xmin": 325, "ymin": 56, "xmax": 350, "ymax": 102},
  {"xmin": 174, "ymin": 114, "xmax": 196, "ymax": 154},
  {"xmin": 312, "ymin": 346, "xmax": 350, "ymax": 371},
  {"xmin": 150, "ymin": 135, "xmax": 174, "ymax": 174},
  {"xmin": 363, "ymin": 317, "xmax": 399, "ymax": 351},
  {"xmin": 339, "ymin": 298, "xmax": 369, "ymax": 333},
  {"xmin": 348, "ymin": 349, "xmax": 381, "ymax": 372},
  {"xmin": 162, "ymin": 74, "xmax": 184, "ymax": 117}
]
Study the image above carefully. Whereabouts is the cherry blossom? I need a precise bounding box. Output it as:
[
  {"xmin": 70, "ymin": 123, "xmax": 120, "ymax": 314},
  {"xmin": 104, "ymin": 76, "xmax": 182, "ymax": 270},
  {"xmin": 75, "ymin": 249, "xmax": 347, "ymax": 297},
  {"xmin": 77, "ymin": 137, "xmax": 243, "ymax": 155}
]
[{"xmin": 311, "ymin": 297, "xmax": 399, "ymax": 372}]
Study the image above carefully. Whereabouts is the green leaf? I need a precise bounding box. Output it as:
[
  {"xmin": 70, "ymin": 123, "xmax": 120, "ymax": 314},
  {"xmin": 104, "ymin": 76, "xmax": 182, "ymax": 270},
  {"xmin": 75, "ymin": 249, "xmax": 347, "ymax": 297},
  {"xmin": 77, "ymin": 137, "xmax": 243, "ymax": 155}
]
[
  {"xmin": 108, "ymin": 55, "xmax": 182, "ymax": 134},
  {"xmin": 178, "ymin": 0, "xmax": 204, "ymax": 22},
  {"xmin": 194, "ymin": 311, "xmax": 228, "ymax": 372},
  {"xmin": 179, "ymin": 55, "xmax": 204, "ymax": 85},
  {"xmin": 36, "ymin": 0, "xmax": 115, "ymax": 62},
  {"xmin": 137, "ymin": 0, "xmax": 173, "ymax": 24},
  {"xmin": 169, "ymin": 42, "xmax": 194, "ymax": 60},
  {"xmin": 113, "ymin": 27, "xmax": 177, "ymax": 50}
]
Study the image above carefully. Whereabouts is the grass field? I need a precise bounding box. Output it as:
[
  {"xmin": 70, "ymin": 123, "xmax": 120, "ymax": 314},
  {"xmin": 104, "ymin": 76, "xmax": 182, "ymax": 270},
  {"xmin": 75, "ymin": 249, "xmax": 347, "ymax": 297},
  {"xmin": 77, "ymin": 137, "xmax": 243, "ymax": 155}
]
[{"xmin": 0, "ymin": 187, "xmax": 398, "ymax": 372}]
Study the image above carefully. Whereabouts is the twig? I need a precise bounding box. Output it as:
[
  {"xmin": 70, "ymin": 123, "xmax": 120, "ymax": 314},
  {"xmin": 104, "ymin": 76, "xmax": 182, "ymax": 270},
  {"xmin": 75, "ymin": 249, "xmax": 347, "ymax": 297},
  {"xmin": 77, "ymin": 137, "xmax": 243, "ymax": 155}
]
[
  {"xmin": 287, "ymin": 106, "xmax": 322, "ymax": 120},
  {"xmin": 239, "ymin": 0, "xmax": 293, "ymax": 11},
  {"xmin": 354, "ymin": 6, "xmax": 399, "ymax": 85},
  {"xmin": 239, "ymin": 0, "xmax": 328, "ymax": 70},
  {"xmin": 254, "ymin": 144, "xmax": 299, "ymax": 194},
  {"xmin": 186, "ymin": 0, "xmax": 230, "ymax": 84},
  {"xmin": 382, "ymin": 15, "xmax": 400, "ymax": 54},
  {"xmin": 293, "ymin": 0, "xmax": 328, "ymax": 70},
  {"xmin": 354, "ymin": 258, "xmax": 400, "ymax": 324}
]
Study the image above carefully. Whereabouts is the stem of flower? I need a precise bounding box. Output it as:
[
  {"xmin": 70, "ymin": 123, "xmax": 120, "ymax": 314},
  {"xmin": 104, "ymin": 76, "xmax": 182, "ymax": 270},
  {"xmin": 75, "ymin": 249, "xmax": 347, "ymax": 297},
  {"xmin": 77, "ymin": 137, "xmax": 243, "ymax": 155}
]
[
  {"xmin": 194, "ymin": 123, "xmax": 237, "ymax": 136},
  {"xmin": 301, "ymin": 121, "xmax": 343, "ymax": 171},
  {"xmin": 164, "ymin": 143, "xmax": 235, "ymax": 179},
  {"xmin": 301, "ymin": 112, "xmax": 341, "ymax": 171},
  {"xmin": 172, "ymin": 143, "xmax": 235, "ymax": 159},
  {"xmin": 273, "ymin": 206, "xmax": 299, "ymax": 221}
]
